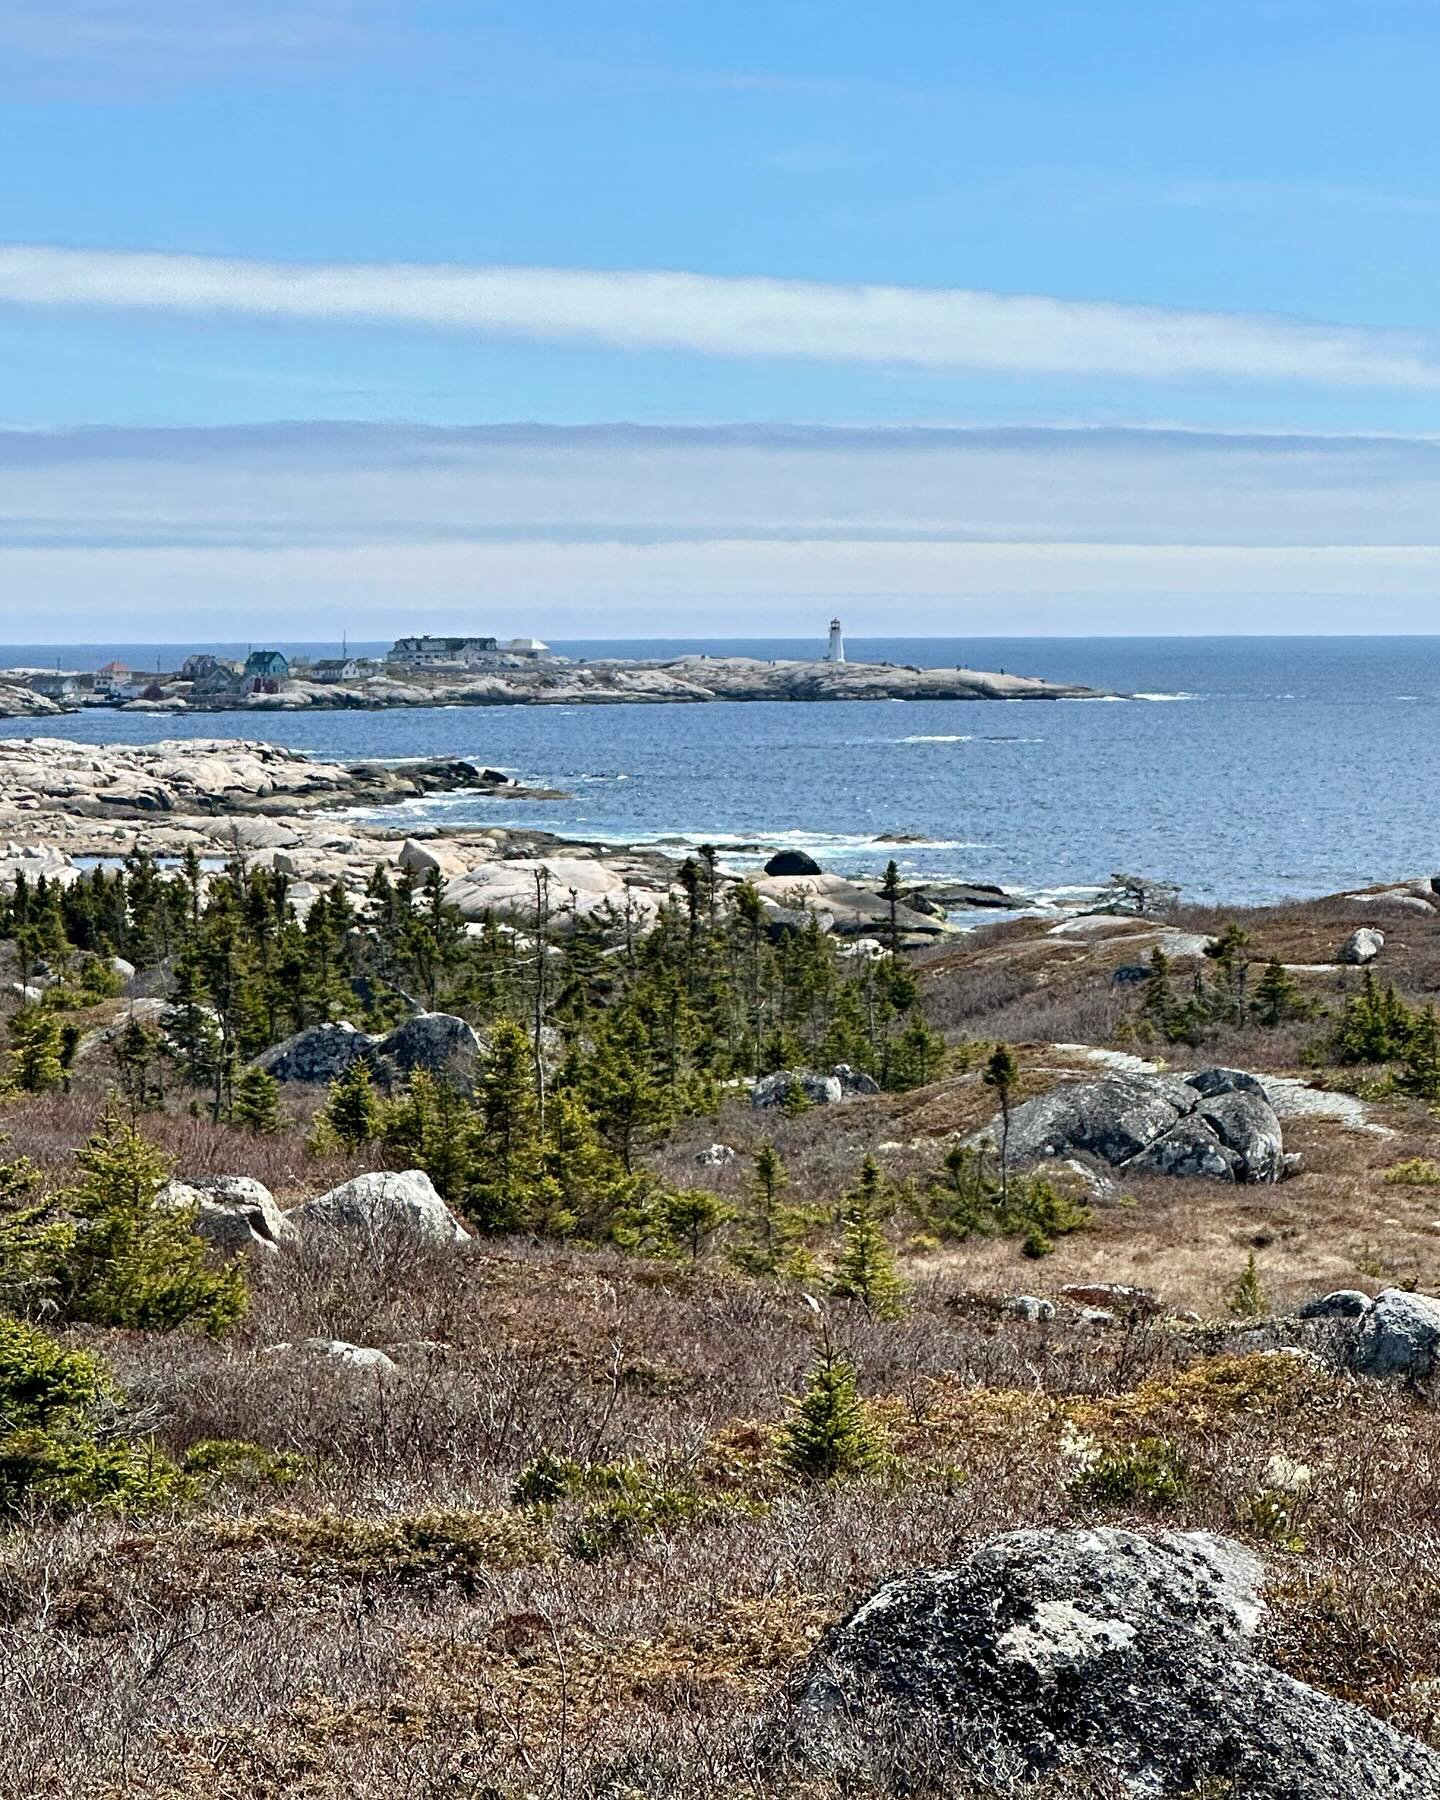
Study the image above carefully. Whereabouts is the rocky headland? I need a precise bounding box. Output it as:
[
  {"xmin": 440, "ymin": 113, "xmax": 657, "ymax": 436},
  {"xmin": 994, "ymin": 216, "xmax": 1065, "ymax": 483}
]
[{"xmin": 0, "ymin": 654, "xmax": 1107, "ymax": 716}]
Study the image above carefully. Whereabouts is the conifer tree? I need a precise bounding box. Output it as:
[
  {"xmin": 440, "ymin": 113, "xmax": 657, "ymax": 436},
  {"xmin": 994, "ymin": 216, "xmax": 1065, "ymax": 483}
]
[
  {"xmin": 1398, "ymin": 1005, "xmax": 1440, "ymax": 1102},
  {"xmin": 1141, "ymin": 947, "xmax": 1176, "ymax": 1039},
  {"xmin": 543, "ymin": 1088, "xmax": 636, "ymax": 1241},
  {"xmin": 782, "ymin": 1337, "xmax": 881, "ymax": 1481},
  {"xmin": 1227, "ymin": 1251, "xmax": 1267, "ymax": 1320},
  {"xmin": 8, "ymin": 1007, "xmax": 64, "ymax": 1094},
  {"xmin": 831, "ymin": 1158, "xmax": 906, "ymax": 1319},
  {"xmin": 113, "ymin": 1015, "xmax": 166, "ymax": 1110},
  {"xmin": 1331, "ymin": 970, "xmax": 1415, "ymax": 1065},
  {"xmin": 320, "ymin": 1060, "xmax": 383, "ymax": 1149},
  {"xmin": 983, "ymin": 1042, "xmax": 1019, "ymax": 1207},
  {"xmin": 57, "ymin": 1110, "xmax": 246, "ymax": 1335},
  {"xmin": 231, "ymin": 1064, "xmax": 282, "ymax": 1133},
  {"xmin": 468, "ymin": 1020, "xmax": 556, "ymax": 1231},
  {"xmin": 734, "ymin": 1142, "xmax": 810, "ymax": 1277},
  {"xmin": 1252, "ymin": 957, "xmax": 1313, "ymax": 1029},
  {"xmin": 0, "ymin": 1133, "xmax": 72, "ymax": 1313}
]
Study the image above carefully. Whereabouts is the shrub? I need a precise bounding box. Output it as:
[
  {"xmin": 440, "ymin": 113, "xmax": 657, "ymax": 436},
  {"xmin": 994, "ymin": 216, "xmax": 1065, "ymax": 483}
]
[
  {"xmin": 1070, "ymin": 1436, "xmax": 1189, "ymax": 1510},
  {"xmin": 0, "ymin": 1316, "xmax": 188, "ymax": 1518},
  {"xmin": 1383, "ymin": 1157, "xmax": 1440, "ymax": 1186}
]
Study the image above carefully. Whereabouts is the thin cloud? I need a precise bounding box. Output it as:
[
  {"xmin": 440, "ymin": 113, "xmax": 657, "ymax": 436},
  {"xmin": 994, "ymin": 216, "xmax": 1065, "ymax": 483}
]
[{"xmin": 4, "ymin": 244, "xmax": 1440, "ymax": 388}]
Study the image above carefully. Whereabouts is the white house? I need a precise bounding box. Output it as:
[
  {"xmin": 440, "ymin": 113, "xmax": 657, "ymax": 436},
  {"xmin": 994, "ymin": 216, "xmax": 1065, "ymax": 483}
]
[{"xmin": 501, "ymin": 637, "xmax": 550, "ymax": 658}]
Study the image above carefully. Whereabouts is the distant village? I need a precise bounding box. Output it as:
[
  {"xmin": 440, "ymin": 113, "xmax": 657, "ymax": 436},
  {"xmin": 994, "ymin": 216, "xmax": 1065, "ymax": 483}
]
[{"xmin": 5, "ymin": 634, "xmax": 554, "ymax": 709}]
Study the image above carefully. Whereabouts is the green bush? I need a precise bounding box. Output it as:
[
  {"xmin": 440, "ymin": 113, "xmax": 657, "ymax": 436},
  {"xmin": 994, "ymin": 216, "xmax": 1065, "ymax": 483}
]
[
  {"xmin": 1070, "ymin": 1437, "xmax": 1189, "ymax": 1510},
  {"xmin": 0, "ymin": 1316, "xmax": 186, "ymax": 1517}
]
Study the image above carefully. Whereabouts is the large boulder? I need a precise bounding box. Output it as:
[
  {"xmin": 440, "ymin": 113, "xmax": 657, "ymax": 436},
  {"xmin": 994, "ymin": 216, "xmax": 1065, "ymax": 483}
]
[
  {"xmin": 787, "ymin": 1527, "xmax": 1440, "ymax": 1795},
  {"xmin": 256, "ymin": 1020, "xmax": 370, "ymax": 1084},
  {"xmin": 1355, "ymin": 1287, "xmax": 1440, "ymax": 1383},
  {"xmin": 160, "ymin": 1175, "xmax": 294, "ymax": 1254},
  {"xmin": 997, "ymin": 1072, "xmax": 1199, "ymax": 1169},
  {"xmin": 751, "ymin": 1070, "xmax": 844, "ymax": 1109},
  {"xmin": 375, "ymin": 1012, "xmax": 482, "ymax": 1081},
  {"xmin": 979, "ymin": 1069, "xmax": 1286, "ymax": 1185},
  {"xmin": 1340, "ymin": 927, "xmax": 1385, "ymax": 965},
  {"xmin": 255, "ymin": 1012, "xmax": 481, "ymax": 1087},
  {"xmin": 289, "ymin": 1170, "xmax": 471, "ymax": 1245}
]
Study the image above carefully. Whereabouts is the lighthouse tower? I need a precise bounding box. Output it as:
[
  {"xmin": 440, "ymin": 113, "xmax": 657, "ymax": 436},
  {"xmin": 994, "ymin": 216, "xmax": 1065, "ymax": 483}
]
[{"xmin": 827, "ymin": 617, "xmax": 845, "ymax": 664}]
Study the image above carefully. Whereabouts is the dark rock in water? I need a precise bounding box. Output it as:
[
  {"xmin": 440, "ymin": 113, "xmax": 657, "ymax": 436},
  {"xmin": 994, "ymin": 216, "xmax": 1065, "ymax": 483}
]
[
  {"xmin": 764, "ymin": 849, "xmax": 823, "ymax": 878},
  {"xmin": 786, "ymin": 1527, "xmax": 1440, "ymax": 1796},
  {"xmin": 977, "ymin": 1069, "xmax": 1285, "ymax": 1185}
]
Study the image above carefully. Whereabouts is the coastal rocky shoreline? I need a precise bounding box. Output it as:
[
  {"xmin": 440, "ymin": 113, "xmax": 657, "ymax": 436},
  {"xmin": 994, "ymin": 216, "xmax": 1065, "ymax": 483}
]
[{"xmin": 0, "ymin": 654, "xmax": 1106, "ymax": 717}]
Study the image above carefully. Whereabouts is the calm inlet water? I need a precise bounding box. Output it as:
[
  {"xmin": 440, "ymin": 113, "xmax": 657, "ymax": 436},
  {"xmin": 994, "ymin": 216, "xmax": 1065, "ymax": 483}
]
[{"xmin": 2, "ymin": 637, "xmax": 1437, "ymax": 907}]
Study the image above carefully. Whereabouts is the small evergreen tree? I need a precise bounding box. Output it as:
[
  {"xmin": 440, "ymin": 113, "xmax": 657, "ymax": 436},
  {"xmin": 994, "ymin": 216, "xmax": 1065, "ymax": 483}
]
[
  {"xmin": 983, "ymin": 1043, "xmax": 1019, "ymax": 1208},
  {"xmin": 781, "ymin": 1337, "xmax": 881, "ymax": 1481},
  {"xmin": 8, "ymin": 1007, "xmax": 64, "ymax": 1094},
  {"xmin": 1330, "ymin": 971, "xmax": 1415, "ymax": 1065},
  {"xmin": 1227, "ymin": 1251, "xmax": 1267, "ymax": 1320},
  {"xmin": 733, "ymin": 1142, "xmax": 811, "ymax": 1277},
  {"xmin": 318, "ymin": 1060, "xmax": 383, "ymax": 1149},
  {"xmin": 56, "ymin": 1109, "xmax": 246, "ymax": 1335},
  {"xmin": 1252, "ymin": 957, "xmax": 1315, "ymax": 1029},
  {"xmin": 1398, "ymin": 1005, "xmax": 1440, "ymax": 1102},
  {"xmin": 113, "ymin": 1015, "xmax": 166, "ymax": 1110},
  {"xmin": 831, "ymin": 1159, "xmax": 906, "ymax": 1319},
  {"xmin": 1140, "ymin": 947, "xmax": 1176, "ymax": 1039},
  {"xmin": 231, "ymin": 1064, "xmax": 281, "ymax": 1133}
]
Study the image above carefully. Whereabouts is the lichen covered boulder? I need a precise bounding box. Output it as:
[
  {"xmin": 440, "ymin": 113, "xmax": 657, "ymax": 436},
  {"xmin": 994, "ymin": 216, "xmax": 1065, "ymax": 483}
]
[
  {"xmin": 787, "ymin": 1527, "xmax": 1440, "ymax": 1795},
  {"xmin": 978, "ymin": 1069, "xmax": 1286, "ymax": 1185}
]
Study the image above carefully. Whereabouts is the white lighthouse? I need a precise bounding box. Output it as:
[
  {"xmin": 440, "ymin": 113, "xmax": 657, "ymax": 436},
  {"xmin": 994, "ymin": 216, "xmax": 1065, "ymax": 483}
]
[{"xmin": 827, "ymin": 617, "xmax": 845, "ymax": 663}]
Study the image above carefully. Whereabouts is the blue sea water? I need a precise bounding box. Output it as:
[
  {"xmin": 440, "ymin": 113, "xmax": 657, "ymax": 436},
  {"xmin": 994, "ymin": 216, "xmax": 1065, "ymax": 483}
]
[{"xmin": 0, "ymin": 637, "xmax": 1436, "ymax": 907}]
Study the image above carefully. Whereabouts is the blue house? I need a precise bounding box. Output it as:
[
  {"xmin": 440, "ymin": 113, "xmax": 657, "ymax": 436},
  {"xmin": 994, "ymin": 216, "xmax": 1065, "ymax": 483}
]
[{"xmin": 243, "ymin": 650, "xmax": 290, "ymax": 682}]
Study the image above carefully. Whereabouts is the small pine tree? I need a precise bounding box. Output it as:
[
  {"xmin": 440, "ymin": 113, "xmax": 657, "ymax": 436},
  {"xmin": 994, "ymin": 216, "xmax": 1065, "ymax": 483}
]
[
  {"xmin": 733, "ymin": 1142, "xmax": 811, "ymax": 1277},
  {"xmin": 1140, "ymin": 947, "xmax": 1176, "ymax": 1039},
  {"xmin": 319, "ymin": 1060, "xmax": 382, "ymax": 1149},
  {"xmin": 1397, "ymin": 1005, "xmax": 1440, "ymax": 1102},
  {"xmin": 8, "ymin": 1008, "xmax": 64, "ymax": 1094},
  {"xmin": 1227, "ymin": 1251, "xmax": 1267, "ymax": 1320},
  {"xmin": 1252, "ymin": 957, "xmax": 1313, "ymax": 1029},
  {"xmin": 57, "ymin": 1109, "xmax": 246, "ymax": 1335},
  {"xmin": 231, "ymin": 1064, "xmax": 281, "ymax": 1133},
  {"xmin": 781, "ymin": 1337, "xmax": 881, "ymax": 1482},
  {"xmin": 983, "ymin": 1043, "xmax": 1019, "ymax": 1207},
  {"xmin": 831, "ymin": 1159, "xmax": 906, "ymax": 1319},
  {"xmin": 1330, "ymin": 970, "xmax": 1415, "ymax": 1066}
]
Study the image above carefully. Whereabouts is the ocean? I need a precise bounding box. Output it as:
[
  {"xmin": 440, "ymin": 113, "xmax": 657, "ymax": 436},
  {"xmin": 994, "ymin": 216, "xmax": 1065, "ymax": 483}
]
[{"xmin": 1, "ymin": 636, "xmax": 1436, "ymax": 907}]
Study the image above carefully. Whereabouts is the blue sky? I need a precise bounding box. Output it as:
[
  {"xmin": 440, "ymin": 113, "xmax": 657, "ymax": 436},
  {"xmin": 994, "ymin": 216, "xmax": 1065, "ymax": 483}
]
[{"xmin": 5, "ymin": 0, "xmax": 1440, "ymax": 637}]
